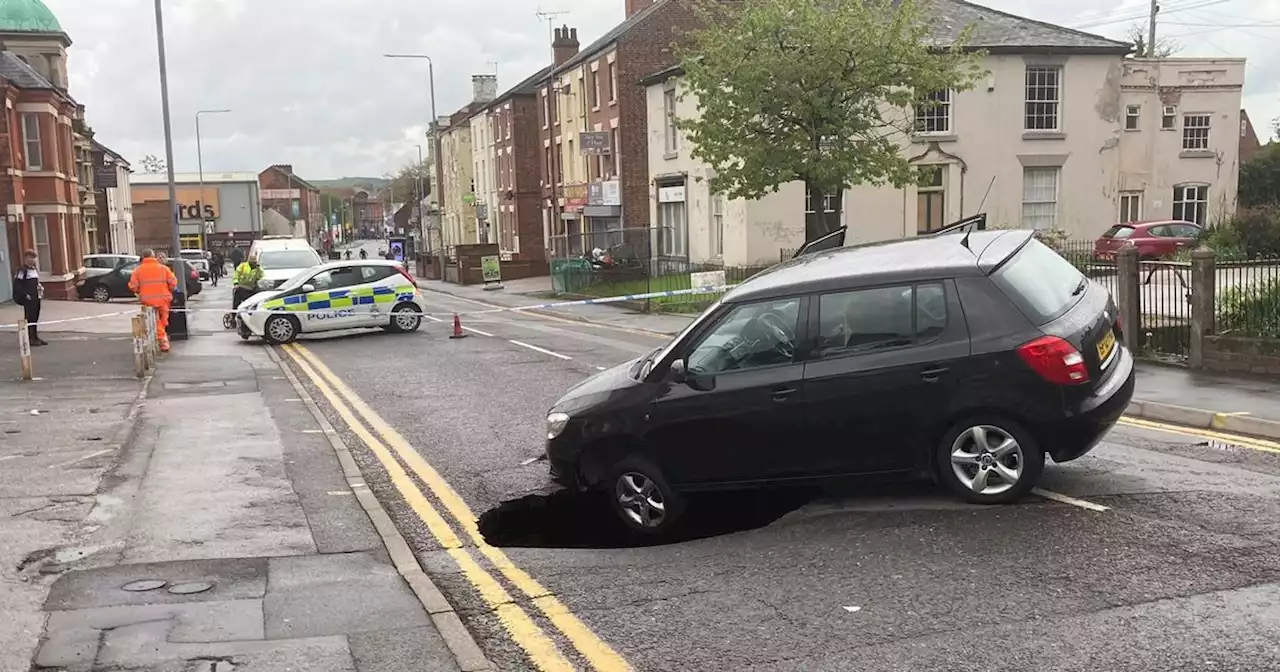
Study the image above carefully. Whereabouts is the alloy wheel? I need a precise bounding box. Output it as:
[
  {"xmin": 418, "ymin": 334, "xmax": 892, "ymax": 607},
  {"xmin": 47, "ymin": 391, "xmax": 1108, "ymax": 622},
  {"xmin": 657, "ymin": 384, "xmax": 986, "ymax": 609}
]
[
  {"xmin": 615, "ymin": 472, "xmax": 666, "ymax": 529},
  {"xmin": 93, "ymin": 286, "xmax": 110, "ymax": 302},
  {"xmin": 267, "ymin": 317, "xmax": 295, "ymax": 343},
  {"xmin": 394, "ymin": 309, "xmax": 419, "ymax": 331},
  {"xmin": 949, "ymin": 425, "xmax": 1024, "ymax": 496}
]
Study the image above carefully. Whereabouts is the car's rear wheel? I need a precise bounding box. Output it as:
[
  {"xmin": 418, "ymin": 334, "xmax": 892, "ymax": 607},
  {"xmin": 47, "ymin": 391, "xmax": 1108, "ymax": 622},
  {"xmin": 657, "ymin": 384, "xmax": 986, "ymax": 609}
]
[
  {"xmin": 607, "ymin": 455, "xmax": 684, "ymax": 536},
  {"xmin": 92, "ymin": 285, "xmax": 111, "ymax": 303},
  {"xmin": 264, "ymin": 315, "xmax": 299, "ymax": 344},
  {"xmin": 937, "ymin": 416, "xmax": 1044, "ymax": 505},
  {"xmin": 387, "ymin": 303, "xmax": 422, "ymax": 333}
]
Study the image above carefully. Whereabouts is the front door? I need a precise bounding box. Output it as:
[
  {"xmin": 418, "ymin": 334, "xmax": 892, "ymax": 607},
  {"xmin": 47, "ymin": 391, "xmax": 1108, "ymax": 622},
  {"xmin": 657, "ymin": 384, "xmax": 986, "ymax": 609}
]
[
  {"xmin": 300, "ymin": 266, "xmax": 364, "ymax": 331},
  {"xmin": 646, "ymin": 296, "xmax": 810, "ymax": 486},
  {"xmin": 802, "ymin": 281, "xmax": 970, "ymax": 474}
]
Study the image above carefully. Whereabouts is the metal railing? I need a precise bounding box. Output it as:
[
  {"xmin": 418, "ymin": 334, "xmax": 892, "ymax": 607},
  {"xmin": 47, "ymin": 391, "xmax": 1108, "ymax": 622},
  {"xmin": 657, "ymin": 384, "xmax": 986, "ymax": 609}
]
[{"xmin": 1215, "ymin": 257, "xmax": 1280, "ymax": 339}]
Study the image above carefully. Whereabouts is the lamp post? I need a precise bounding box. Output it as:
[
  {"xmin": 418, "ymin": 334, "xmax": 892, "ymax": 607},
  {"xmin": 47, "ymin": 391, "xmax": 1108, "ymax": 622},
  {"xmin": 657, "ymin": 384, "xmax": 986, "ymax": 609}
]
[
  {"xmin": 384, "ymin": 53, "xmax": 445, "ymax": 275},
  {"xmin": 415, "ymin": 143, "xmax": 425, "ymax": 237},
  {"xmin": 195, "ymin": 109, "xmax": 231, "ymax": 250},
  {"xmin": 151, "ymin": 0, "xmax": 181, "ymax": 293}
]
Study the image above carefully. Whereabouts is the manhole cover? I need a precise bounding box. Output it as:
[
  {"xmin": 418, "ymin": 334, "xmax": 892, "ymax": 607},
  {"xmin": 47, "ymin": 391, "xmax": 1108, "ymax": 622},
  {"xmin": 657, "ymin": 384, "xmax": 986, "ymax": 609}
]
[
  {"xmin": 122, "ymin": 579, "xmax": 167, "ymax": 592},
  {"xmin": 168, "ymin": 581, "xmax": 213, "ymax": 595}
]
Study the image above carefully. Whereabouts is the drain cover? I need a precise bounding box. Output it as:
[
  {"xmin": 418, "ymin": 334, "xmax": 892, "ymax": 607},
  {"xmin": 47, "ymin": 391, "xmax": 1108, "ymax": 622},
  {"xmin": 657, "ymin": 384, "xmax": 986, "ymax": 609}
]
[
  {"xmin": 122, "ymin": 579, "xmax": 167, "ymax": 592},
  {"xmin": 167, "ymin": 581, "xmax": 213, "ymax": 595}
]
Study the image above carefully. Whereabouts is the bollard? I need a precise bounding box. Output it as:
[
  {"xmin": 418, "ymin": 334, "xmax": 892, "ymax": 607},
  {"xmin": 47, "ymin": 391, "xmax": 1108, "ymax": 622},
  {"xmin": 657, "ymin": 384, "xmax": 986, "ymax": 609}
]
[
  {"xmin": 132, "ymin": 314, "xmax": 147, "ymax": 378},
  {"xmin": 17, "ymin": 319, "xmax": 32, "ymax": 380},
  {"xmin": 145, "ymin": 307, "xmax": 158, "ymax": 362}
]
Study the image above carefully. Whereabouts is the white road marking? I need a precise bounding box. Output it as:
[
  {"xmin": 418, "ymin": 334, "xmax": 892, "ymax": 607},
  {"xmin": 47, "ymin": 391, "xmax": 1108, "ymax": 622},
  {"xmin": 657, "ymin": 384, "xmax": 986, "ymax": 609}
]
[
  {"xmin": 509, "ymin": 339, "xmax": 573, "ymax": 360},
  {"xmin": 1031, "ymin": 488, "xmax": 1110, "ymax": 512},
  {"xmin": 424, "ymin": 315, "xmax": 445, "ymax": 322},
  {"xmin": 50, "ymin": 449, "xmax": 113, "ymax": 469},
  {"xmin": 464, "ymin": 326, "xmax": 495, "ymax": 337},
  {"xmin": 595, "ymin": 366, "xmax": 607, "ymax": 371},
  {"xmin": 0, "ymin": 455, "xmax": 21, "ymax": 462}
]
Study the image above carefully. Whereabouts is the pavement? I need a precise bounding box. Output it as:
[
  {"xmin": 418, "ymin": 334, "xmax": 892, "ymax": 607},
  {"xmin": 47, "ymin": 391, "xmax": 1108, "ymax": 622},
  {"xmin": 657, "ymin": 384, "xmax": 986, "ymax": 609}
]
[
  {"xmin": 241, "ymin": 239, "xmax": 1280, "ymax": 670},
  {"xmin": 1, "ymin": 282, "xmax": 483, "ymax": 672}
]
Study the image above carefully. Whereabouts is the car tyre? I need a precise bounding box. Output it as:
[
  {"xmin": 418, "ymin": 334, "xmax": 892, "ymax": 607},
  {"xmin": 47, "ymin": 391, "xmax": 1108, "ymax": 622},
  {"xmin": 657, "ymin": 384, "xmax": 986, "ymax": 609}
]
[
  {"xmin": 607, "ymin": 455, "xmax": 685, "ymax": 536},
  {"xmin": 386, "ymin": 302, "xmax": 422, "ymax": 333},
  {"xmin": 264, "ymin": 315, "xmax": 300, "ymax": 344},
  {"xmin": 937, "ymin": 416, "xmax": 1044, "ymax": 505},
  {"xmin": 92, "ymin": 285, "xmax": 111, "ymax": 303}
]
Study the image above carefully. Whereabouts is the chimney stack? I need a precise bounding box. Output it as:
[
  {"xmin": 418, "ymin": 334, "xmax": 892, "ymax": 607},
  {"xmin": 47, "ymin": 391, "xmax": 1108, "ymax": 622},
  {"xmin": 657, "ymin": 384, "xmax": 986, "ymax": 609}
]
[
  {"xmin": 552, "ymin": 24, "xmax": 579, "ymax": 67},
  {"xmin": 625, "ymin": 0, "xmax": 654, "ymax": 18},
  {"xmin": 472, "ymin": 74, "xmax": 498, "ymax": 103}
]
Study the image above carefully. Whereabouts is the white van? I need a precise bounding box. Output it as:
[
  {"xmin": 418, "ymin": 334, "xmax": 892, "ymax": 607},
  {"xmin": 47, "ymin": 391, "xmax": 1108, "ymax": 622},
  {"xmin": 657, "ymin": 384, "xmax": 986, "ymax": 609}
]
[{"xmin": 248, "ymin": 238, "xmax": 323, "ymax": 291}]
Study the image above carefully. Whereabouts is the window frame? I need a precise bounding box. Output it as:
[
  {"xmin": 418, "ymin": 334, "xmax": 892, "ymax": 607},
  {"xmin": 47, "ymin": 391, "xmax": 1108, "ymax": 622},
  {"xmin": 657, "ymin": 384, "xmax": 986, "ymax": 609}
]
[
  {"xmin": 1172, "ymin": 183, "xmax": 1209, "ymax": 225},
  {"xmin": 1021, "ymin": 166, "xmax": 1060, "ymax": 230},
  {"xmin": 1023, "ymin": 66, "xmax": 1061, "ymax": 132},
  {"xmin": 1124, "ymin": 105, "xmax": 1141, "ymax": 130},
  {"xmin": 710, "ymin": 192, "xmax": 725, "ymax": 258},
  {"xmin": 916, "ymin": 165, "xmax": 946, "ymax": 234},
  {"xmin": 608, "ymin": 62, "xmax": 617, "ymax": 103},
  {"xmin": 1118, "ymin": 191, "xmax": 1142, "ymax": 222},
  {"xmin": 914, "ymin": 89, "xmax": 952, "ymax": 135},
  {"xmin": 656, "ymin": 197, "xmax": 688, "ymax": 258},
  {"xmin": 32, "ymin": 214, "xmax": 52, "ymax": 271},
  {"xmin": 811, "ymin": 282, "xmax": 949, "ymax": 360},
  {"xmin": 678, "ymin": 296, "xmax": 809, "ymax": 376},
  {"xmin": 21, "ymin": 113, "xmax": 42, "ymax": 171},
  {"xmin": 1161, "ymin": 105, "xmax": 1177, "ymax": 130},
  {"xmin": 663, "ymin": 88, "xmax": 678, "ymax": 153},
  {"xmin": 1182, "ymin": 113, "xmax": 1211, "ymax": 150}
]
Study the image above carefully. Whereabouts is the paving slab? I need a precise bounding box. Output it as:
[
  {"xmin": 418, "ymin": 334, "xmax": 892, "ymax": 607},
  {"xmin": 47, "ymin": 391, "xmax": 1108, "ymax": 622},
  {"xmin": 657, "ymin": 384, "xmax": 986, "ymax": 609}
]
[
  {"xmin": 263, "ymin": 551, "xmax": 431, "ymax": 640},
  {"xmin": 43, "ymin": 557, "xmax": 269, "ymax": 611}
]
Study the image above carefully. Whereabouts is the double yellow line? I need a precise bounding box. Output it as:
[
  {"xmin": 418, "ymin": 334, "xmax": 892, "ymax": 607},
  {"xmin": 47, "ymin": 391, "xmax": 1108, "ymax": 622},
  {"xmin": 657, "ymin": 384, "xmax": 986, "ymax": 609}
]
[{"xmin": 280, "ymin": 343, "xmax": 630, "ymax": 671}]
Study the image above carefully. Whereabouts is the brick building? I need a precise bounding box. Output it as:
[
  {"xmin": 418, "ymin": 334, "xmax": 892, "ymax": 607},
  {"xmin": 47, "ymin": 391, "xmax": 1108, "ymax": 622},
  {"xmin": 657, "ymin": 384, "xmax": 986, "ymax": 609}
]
[
  {"xmin": 477, "ymin": 65, "xmax": 552, "ymax": 266},
  {"xmin": 1239, "ymin": 109, "xmax": 1263, "ymax": 166},
  {"xmin": 258, "ymin": 164, "xmax": 321, "ymax": 241},
  {"xmin": 538, "ymin": 0, "xmax": 696, "ymax": 261}
]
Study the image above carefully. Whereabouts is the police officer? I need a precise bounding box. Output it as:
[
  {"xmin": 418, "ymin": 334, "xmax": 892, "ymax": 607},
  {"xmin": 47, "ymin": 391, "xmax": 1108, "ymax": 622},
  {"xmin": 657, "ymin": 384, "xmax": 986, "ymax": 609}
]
[
  {"xmin": 232, "ymin": 257, "xmax": 264, "ymax": 309},
  {"xmin": 13, "ymin": 249, "xmax": 46, "ymax": 347}
]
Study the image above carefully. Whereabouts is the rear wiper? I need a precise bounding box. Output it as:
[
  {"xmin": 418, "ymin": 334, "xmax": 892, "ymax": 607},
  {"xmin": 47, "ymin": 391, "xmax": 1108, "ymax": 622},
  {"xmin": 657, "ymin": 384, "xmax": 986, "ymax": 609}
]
[{"xmin": 1071, "ymin": 278, "xmax": 1087, "ymax": 296}]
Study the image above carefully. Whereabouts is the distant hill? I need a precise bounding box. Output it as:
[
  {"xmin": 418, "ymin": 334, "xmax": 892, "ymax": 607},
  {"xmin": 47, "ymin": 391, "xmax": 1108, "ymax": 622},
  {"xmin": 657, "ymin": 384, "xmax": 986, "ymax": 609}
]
[{"xmin": 310, "ymin": 177, "xmax": 390, "ymax": 189}]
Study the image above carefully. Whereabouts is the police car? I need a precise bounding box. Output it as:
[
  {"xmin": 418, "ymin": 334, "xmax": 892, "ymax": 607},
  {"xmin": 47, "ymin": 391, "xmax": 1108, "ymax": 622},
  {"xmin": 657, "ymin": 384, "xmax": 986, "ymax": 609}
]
[{"xmin": 237, "ymin": 260, "xmax": 426, "ymax": 343}]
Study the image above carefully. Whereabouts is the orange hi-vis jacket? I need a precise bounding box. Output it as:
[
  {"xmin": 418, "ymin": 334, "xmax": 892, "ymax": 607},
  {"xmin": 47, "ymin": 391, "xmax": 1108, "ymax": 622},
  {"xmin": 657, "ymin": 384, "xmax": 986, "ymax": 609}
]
[{"xmin": 128, "ymin": 257, "xmax": 178, "ymax": 307}]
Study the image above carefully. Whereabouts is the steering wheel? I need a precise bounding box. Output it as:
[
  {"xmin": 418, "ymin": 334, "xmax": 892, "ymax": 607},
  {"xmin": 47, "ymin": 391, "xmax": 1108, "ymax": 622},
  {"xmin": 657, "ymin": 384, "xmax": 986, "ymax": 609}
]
[{"xmin": 756, "ymin": 312, "xmax": 796, "ymax": 359}]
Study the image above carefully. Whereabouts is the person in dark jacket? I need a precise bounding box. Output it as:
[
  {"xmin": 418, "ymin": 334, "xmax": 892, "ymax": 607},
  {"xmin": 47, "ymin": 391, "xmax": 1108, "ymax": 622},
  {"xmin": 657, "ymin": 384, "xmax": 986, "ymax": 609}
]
[{"xmin": 13, "ymin": 250, "xmax": 46, "ymax": 347}]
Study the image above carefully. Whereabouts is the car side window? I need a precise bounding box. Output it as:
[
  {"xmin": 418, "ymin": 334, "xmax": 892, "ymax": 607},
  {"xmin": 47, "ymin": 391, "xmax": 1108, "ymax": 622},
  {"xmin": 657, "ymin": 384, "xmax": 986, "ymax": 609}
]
[
  {"xmin": 818, "ymin": 283, "xmax": 947, "ymax": 356},
  {"xmin": 118, "ymin": 263, "xmax": 138, "ymax": 277},
  {"xmin": 360, "ymin": 266, "xmax": 395, "ymax": 283},
  {"xmin": 684, "ymin": 298, "xmax": 801, "ymax": 375},
  {"xmin": 1148, "ymin": 225, "xmax": 1173, "ymax": 238},
  {"xmin": 1175, "ymin": 224, "xmax": 1201, "ymax": 238},
  {"xmin": 309, "ymin": 267, "xmax": 362, "ymax": 291}
]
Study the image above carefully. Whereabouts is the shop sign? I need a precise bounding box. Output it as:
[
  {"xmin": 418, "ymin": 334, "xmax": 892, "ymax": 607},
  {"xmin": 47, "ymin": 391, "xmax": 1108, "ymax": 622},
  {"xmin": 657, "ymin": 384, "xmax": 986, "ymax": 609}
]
[
  {"xmin": 261, "ymin": 189, "xmax": 300, "ymax": 200},
  {"xmin": 601, "ymin": 180, "xmax": 621, "ymax": 206},
  {"xmin": 579, "ymin": 131, "xmax": 612, "ymax": 155},
  {"xmin": 658, "ymin": 185, "xmax": 686, "ymax": 203}
]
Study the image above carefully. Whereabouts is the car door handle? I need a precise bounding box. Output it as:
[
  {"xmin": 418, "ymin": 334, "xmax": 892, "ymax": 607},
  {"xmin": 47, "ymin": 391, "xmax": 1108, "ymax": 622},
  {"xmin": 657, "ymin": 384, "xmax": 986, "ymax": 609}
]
[
  {"xmin": 921, "ymin": 367, "xmax": 949, "ymax": 382},
  {"xmin": 771, "ymin": 388, "xmax": 797, "ymax": 401}
]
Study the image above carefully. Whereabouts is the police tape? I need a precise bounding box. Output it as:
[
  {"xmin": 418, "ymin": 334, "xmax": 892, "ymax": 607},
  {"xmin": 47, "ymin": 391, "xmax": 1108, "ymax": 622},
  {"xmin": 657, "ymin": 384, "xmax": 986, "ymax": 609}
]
[{"xmin": 0, "ymin": 284, "xmax": 738, "ymax": 329}]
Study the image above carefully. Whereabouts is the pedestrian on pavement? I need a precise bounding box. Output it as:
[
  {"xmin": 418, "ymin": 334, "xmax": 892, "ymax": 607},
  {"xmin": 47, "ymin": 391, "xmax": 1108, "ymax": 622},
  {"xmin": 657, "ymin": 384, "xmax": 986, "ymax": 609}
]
[
  {"xmin": 128, "ymin": 249, "xmax": 178, "ymax": 352},
  {"xmin": 232, "ymin": 257, "xmax": 264, "ymax": 309},
  {"xmin": 210, "ymin": 249, "xmax": 225, "ymax": 286},
  {"xmin": 230, "ymin": 246, "xmax": 245, "ymax": 267},
  {"xmin": 12, "ymin": 250, "xmax": 47, "ymax": 347},
  {"xmin": 344, "ymin": 249, "xmax": 352, "ymax": 260},
  {"xmin": 358, "ymin": 248, "xmax": 368, "ymax": 260}
]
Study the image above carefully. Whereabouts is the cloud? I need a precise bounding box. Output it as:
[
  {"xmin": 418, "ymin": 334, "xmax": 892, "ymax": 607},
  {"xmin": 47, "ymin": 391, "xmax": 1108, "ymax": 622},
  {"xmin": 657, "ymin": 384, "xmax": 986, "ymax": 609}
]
[{"xmin": 50, "ymin": 0, "xmax": 1278, "ymax": 179}]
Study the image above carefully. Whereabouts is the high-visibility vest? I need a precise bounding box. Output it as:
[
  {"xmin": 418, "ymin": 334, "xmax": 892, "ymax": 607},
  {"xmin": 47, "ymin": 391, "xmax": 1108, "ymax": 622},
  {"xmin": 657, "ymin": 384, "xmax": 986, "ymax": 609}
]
[{"xmin": 129, "ymin": 258, "xmax": 177, "ymax": 307}]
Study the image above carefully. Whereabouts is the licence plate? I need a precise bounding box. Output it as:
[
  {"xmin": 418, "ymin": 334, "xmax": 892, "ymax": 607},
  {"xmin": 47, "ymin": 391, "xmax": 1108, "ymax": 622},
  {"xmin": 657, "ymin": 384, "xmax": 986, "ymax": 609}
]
[{"xmin": 1096, "ymin": 329, "xmax": 1117, "ymax": 363}]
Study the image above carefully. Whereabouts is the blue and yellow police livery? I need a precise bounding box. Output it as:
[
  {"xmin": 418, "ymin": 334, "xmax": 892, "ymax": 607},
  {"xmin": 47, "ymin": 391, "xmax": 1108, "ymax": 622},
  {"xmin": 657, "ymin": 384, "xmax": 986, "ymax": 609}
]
[{"xmin": 237, "ymin": 260, "xmax": 426, "ymax": 344}]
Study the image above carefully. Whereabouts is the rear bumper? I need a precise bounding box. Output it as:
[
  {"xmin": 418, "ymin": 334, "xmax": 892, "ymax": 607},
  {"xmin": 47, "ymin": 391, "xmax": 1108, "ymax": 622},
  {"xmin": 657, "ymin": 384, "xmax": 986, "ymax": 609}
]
[{"xmin": 1043, "ymin": 346, "xmax": 1136, "ymax": 462}]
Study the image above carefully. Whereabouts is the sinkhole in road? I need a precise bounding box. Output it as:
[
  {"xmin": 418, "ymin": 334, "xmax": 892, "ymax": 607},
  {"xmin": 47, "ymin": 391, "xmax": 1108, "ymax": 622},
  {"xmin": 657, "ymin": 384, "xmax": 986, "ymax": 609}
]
[{"xmin": 478, "ymin": 487, "xmax": 818, "ymax": 548}]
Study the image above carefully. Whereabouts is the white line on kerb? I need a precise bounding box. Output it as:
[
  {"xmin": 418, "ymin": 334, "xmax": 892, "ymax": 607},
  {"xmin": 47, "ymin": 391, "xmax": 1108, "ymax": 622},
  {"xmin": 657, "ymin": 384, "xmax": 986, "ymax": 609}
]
[
  {"xmin": 509, "ymin": 339, "xmax": 573, "ymax": 360},
  {"xmin": 1032, "ymin": 488, "xmax": 1110, "ymax": 512}
]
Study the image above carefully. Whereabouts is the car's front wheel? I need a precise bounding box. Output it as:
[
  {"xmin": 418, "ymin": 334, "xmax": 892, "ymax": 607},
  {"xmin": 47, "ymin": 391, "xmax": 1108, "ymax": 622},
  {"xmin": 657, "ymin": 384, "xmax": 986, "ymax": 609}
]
[
  {"xmin": 92, "ymin": 285, "xmax": 111, "ymax": 303},
  {"xmin": 264, "ymin": 315, "xmax": 300, "ymax": 344},
  {"xmin": 386, "ymin": 303, "xmax": 422, "ymax": 333},
  {"xmin": 937, "ymin": 416, "xmax": 1044, "ymax": 505},
  {"xmin": 607, "ymin": 456, "xmax": 685, "ymax": 536}
]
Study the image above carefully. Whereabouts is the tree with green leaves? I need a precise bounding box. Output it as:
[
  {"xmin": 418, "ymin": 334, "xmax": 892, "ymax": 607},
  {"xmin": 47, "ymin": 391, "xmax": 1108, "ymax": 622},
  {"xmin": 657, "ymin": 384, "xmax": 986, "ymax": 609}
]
[
  {"xmin": 676, "ymin": 0, "xmax": 986, "ymax": 242},
  {"xmin": 385, "ymin": 160, "xmax": 430, "ymax": 204},
  {"xmin": 1126, "ymin": 25, "xmax": 1179, "ymax": 59},
  {"xmin": 138, "ymin": 154, "xmax": 166, "ymax": 174}
]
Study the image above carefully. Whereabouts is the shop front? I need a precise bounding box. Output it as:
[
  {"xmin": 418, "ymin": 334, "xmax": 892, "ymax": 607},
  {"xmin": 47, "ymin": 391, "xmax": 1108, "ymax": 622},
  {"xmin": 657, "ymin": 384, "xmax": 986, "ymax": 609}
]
[{"xmin": 585, "ymin": 179, "xmax": 623, "ymax": 253}]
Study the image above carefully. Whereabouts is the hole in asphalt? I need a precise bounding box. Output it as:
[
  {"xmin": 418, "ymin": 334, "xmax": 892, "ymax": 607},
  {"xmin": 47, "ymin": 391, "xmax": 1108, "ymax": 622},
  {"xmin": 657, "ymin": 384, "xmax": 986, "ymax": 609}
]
[{"xmin": 478, "ymin": 486, "xmax": 818, "ymax": 549}]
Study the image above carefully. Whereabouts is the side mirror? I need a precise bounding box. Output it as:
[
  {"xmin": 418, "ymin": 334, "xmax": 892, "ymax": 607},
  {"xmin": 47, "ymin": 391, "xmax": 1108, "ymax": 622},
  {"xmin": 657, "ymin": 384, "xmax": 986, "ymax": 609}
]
[
  {"xmin": 301, "ymin": 283, "xmax": 315, "ymax": 293},
  {"xmin": 668, "ymin": 359, "xmax": 687, "ymax": 384}
]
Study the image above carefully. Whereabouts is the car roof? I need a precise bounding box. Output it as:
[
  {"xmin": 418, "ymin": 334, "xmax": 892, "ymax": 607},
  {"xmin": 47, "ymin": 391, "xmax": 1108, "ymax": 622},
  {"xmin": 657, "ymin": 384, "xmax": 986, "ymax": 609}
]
[
  {"xmin": 724, "ymin": 230, "xmax": 1032, "ymax": 303},
  {"xmin": 311, "ymin": 260, "xmax": 406, "ymax": 272},
  {"xmin": 252, "ymin": 239, "xmax": 315, "ymax": 251},
  {"xmin": 1116, "ymin": 219, "xmax": 1199, "ymax": 228}
]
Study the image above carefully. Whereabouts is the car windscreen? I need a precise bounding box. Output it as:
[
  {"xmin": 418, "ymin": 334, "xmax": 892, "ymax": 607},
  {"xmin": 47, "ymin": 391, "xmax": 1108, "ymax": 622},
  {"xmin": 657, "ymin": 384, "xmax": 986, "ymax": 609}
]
[
  {"xmin": 1103, "ymin": 225, "xmax": 1134, "ymax": 239},
  {"xmin": 180, "ymin": 251, "xmax": 204, "ymax": 260},
  {"xmin": 990, "ymin": 239, "xmax": 1086, "ymax": 326},
  {"xmin": 258, "ymin": 250, "xmax": 321, "ymax": 269}
]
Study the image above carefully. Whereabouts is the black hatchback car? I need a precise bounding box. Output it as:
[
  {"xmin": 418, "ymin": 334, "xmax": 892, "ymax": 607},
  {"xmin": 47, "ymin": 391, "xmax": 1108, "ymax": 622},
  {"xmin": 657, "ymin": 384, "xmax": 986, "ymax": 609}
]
[
  {"xmin": 545, "ymin": 230, "xmax": 1135, "ymax": 534},
  {"xmin": 77, "ymin": 259, "xmax": 202, "ymax": 302}
]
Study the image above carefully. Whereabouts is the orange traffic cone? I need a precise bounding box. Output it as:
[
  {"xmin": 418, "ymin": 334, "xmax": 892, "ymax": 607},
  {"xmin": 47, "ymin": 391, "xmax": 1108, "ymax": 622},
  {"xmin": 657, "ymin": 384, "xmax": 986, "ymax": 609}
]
[{"xmin": 449, "ymin": 313, "xmax": 468, "ymax": 339}]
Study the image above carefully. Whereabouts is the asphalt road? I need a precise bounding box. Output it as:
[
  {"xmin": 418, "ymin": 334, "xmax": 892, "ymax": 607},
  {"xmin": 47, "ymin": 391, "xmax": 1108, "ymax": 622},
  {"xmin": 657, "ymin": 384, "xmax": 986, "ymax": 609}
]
[{"xmin": 258, "ymin": 257, "xmax": 1280, "ymax": 671}]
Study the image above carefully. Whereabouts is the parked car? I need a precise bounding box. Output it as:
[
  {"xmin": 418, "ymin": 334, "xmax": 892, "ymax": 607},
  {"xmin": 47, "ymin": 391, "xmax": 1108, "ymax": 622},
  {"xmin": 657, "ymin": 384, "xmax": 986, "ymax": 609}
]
[
  {"xmin": 77, "ymin": 259, "xmax": 202, "ymax": 302},
  {"xmin": 236, "ymin": 260, "xmax": 423, "ymax": 343},
  {"xmin": 248, "ymin": 238, "xmax": 324, "ymax": 291},
  {"xmin": 81, "ymin": 254, "xmax": 139, "ymax": 285},
  {"xmin": 180, "ymin": 249, "xmax": 211, "ymax": 280},
  {"xmin": 1092, "ymin": 220, "xmax": 1202, "ymax": 261},
  {"xmin": 544, "ymin": 230, "xmax": 1136, "ymax": 534}
]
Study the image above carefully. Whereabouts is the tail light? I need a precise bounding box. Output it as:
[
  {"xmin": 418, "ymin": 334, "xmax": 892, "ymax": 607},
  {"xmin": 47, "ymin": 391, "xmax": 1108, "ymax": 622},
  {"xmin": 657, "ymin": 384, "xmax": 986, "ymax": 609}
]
[
  {"xmin": 1114, "ymin": 310, "xmax": 1123, "ymax": 339},
  {"xmin": 1016, "ymin": 336, "xmax": 1089, "ymax": 385},
  {"xmin": 396, "ymin": 266, "xmax": 416, "ymax": 286}
]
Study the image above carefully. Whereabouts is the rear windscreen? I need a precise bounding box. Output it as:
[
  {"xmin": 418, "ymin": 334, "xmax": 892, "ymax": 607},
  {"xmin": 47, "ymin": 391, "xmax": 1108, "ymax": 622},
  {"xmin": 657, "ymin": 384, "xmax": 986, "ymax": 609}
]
[
  {"xmin": 1103, "ymin": 225, "xmax": 1134, "ymax": 239},
  {"xmin": 990, "ymin": 239, "xmax": 1085, "ymax": 325}
]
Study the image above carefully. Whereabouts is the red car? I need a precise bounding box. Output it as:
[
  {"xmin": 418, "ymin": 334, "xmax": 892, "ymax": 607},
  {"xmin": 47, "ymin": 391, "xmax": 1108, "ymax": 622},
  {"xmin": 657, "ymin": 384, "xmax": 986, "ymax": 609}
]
[{"xmin": 1093, "ymin": 220, "xmax": 1202, "ymax": 261}]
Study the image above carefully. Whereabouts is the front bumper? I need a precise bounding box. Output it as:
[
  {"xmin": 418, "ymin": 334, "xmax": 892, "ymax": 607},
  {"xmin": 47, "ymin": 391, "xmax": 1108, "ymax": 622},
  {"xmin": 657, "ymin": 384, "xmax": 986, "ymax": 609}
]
[
  {"xmin": 238, "ymin": 309, "xmax": 269, "ymax": 337},
  {"xmin": 1044, "ymin": 345, "xmax": 1136, "ymax": 462}
]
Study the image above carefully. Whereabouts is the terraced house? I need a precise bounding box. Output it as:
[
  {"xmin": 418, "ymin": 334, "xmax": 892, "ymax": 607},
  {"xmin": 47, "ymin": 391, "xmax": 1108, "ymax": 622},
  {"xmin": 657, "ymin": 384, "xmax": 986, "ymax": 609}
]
[{"xmin": 644, "ymin": 1, "xmax": 1246, "ymax": 267}]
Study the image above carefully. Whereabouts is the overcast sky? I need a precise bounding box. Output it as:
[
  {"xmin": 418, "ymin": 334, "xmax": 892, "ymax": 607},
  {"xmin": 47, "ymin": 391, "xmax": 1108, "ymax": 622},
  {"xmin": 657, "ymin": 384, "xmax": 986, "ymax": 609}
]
[{"xmin": 49, "ymin": 0, "xmax": 1280, "ymax": 180}]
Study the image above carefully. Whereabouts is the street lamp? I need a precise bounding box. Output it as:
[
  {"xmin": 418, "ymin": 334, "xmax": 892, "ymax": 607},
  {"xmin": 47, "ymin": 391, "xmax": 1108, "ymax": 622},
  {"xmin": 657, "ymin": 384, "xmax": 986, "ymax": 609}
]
[
  {"xmin": 151, "ymin": 0, "xmax": 181, "ymax": 295},
  {"xmin": 196, "ymin": 109, "xmax": 231, "ymax": 250},
  {"xmin": 384, "ymin": 53, "xmax": 444, "ymax": 273},
  {"xmin": 415, "ymin": 143, "xmax": 424, "ymax": 236}
]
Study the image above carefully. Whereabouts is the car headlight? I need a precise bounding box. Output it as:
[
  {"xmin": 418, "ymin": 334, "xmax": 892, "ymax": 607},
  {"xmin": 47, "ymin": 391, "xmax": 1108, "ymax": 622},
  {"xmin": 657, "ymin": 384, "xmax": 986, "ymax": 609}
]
[{"xmin": 546, "ymin": 412, "xmax": 570, "ymax": 440}]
